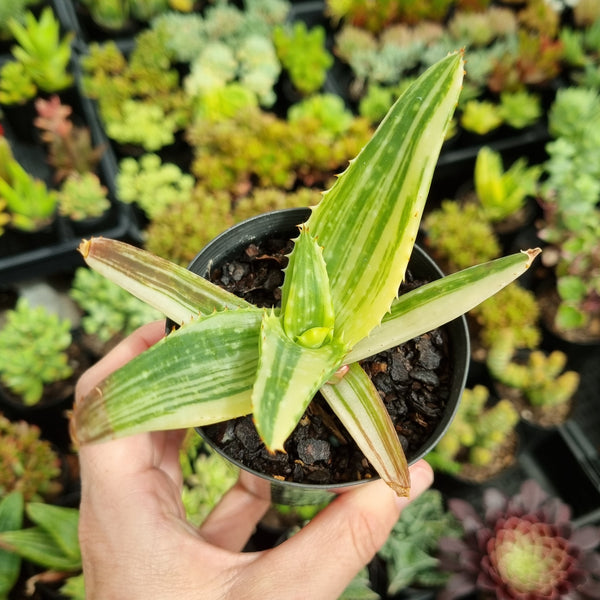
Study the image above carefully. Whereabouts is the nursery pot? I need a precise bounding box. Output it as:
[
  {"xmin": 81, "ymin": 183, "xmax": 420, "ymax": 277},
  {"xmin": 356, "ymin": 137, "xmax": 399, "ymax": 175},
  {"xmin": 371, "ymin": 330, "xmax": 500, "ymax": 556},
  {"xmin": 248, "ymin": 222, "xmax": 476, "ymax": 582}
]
[{"xmin": 170, "ymin": 208, "xmax": 469, "ymax": 505}]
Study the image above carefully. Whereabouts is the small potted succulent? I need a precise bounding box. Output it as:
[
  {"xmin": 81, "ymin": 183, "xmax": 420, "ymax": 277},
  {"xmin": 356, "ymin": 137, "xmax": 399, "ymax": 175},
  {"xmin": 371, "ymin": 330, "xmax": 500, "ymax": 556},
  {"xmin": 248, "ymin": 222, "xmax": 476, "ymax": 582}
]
[
  {"xmin": 69, "ymin": 266, "xmax": 162, "ymax": 357},
  {"xmin": 486, "ymin": 331, "xmax": 580, "ymax": 428},
  {"xmin": 0, "ymin": 495, "xmax": 83, "ymax": 599},
  {"xmin": 0, "ymin": 414, "xmax": 63, "ymax": 502},
  {"xmin": 71, "ymin": 53, "xmax": 540, "ymax": 501},
  {"xmin": 0, "ymin": 7, "xmax": 74, "ymax": 140},
  {"xmin": 437, "ymin": 479, "xmax": 600, "ymax": 600},
  {"xmin": 425, "ymin": 385, "xmax": 521, "ymax": 484},
  {"xmin": 57, "ymin": 172, "xmax": 111, "ymax": 225},
  {"xmin": 0, "ymin": 299, "xmax": 89, "ymax": 448}
]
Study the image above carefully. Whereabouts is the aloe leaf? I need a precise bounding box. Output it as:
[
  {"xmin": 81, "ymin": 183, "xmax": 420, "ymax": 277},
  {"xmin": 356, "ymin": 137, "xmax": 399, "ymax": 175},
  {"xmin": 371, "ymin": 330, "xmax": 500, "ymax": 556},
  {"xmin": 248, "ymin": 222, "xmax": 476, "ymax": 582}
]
[
  {"xmin": 281, "ymin": 226, "xmax": 335, "ymax": 348},
  {"xmin": 0, "ymin": 492, "xmax": 23, "ymax": 599},
  {"xmin": 306, "ymin": 52, "xmax": 464, "ymax": 348},
  {"xmin": 0, "ymin": 528, "xmax": 80, "ymax": 572},
  {"xmin": 78, "ymin": 238, "xmax": 253, "ymax": 325},
  {"xmin": 26, "ymin": 503, "xmax": 80, "ymax": 562},
  {"xmin": 73, "ymin": 309, "xmax": 261, "ymax": 443},
  {"xmin": 346, "ymin": 249, "xmax": 541, "ymax": 363},
  {"xmin": 253, "ymin": 311, "xmax": 346, "ymax": 451},
  {"xmin": 320, "ymin": 363, "xmax": 410, "ymax": 496}
]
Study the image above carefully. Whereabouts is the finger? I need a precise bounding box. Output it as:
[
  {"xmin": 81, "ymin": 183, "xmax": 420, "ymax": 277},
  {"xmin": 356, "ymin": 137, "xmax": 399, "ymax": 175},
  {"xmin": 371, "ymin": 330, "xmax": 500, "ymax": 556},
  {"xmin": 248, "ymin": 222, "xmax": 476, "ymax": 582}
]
[
  {"xmin": 239, "ymin": 460, "xmax": 433, "ymax": 600},
  {"xmin": 76, "ymin": 319, "xmax": 166, "ymax": 399},
  {"xmin": 199, "ymin": 471, "xmax": 271, "ymax": 552}
]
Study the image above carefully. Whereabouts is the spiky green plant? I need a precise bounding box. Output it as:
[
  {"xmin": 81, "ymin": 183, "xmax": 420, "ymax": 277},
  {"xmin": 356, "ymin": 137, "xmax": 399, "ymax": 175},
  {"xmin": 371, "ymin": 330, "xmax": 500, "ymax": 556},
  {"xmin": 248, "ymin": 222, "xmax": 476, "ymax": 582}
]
[
  {"xmin": 474, "ymin": 146, "xmax": 541, "ymax": 223},
  {"xmin": 70, "ymin": 53, "xmax": 540, "ymax": 496},
  {"xmin": 0, "ymin": 159, "xmax": 57, "ymax": 232},
  {"xmin": 7, "ymin": 7, "xmax": 73, "ymax": 93}
]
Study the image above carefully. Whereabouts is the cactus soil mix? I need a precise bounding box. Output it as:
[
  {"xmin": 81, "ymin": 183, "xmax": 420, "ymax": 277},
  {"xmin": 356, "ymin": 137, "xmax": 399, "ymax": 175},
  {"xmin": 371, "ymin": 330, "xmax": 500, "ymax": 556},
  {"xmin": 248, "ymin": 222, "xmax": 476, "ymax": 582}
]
[{"xmin": 202, "ymin": 235, "xmax": 453, "ymax": 486}]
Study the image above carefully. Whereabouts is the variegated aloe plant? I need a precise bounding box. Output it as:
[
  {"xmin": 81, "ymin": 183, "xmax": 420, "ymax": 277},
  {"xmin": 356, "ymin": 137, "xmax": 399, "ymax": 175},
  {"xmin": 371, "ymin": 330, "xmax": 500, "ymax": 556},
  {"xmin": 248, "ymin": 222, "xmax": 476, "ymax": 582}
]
[{"xmin": 71, "ymin": 52, "xmax": 540, "ymax": 496}]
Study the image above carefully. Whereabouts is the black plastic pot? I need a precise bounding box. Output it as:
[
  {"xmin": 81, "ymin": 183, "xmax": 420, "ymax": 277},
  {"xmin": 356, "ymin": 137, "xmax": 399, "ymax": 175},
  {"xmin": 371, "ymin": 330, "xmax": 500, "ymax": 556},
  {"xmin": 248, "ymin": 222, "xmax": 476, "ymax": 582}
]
[{"xmin": 176, "ymin": 208, "xmax": 470, "ymax": 505}]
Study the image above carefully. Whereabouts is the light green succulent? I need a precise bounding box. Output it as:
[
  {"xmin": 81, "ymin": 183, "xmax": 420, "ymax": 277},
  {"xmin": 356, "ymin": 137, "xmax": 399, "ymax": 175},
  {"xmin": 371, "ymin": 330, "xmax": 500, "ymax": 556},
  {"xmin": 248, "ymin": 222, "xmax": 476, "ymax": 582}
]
[{"xmin": 71, "ymin": 53, "xmax": 540, "ymax": 496}]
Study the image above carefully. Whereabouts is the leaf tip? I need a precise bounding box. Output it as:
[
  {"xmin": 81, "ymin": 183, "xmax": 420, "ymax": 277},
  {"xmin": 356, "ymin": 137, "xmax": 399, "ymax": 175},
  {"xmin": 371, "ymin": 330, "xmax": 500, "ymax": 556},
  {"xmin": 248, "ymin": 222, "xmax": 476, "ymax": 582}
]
[
  {"xmin": 522, "ymin": 247, "xmax": 542, "ymax": 268},
  {"xmin": 78, "ymin": 238, "xmax": 92, "ymax": 258}
]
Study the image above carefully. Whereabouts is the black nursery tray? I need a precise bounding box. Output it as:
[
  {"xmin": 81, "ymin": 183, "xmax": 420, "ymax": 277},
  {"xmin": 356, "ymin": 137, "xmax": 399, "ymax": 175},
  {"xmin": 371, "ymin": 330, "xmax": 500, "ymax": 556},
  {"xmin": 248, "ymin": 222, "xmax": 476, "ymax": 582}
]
[{"xmin": 0, "ymin": 67, "xmax": 134, "ymax": 284}]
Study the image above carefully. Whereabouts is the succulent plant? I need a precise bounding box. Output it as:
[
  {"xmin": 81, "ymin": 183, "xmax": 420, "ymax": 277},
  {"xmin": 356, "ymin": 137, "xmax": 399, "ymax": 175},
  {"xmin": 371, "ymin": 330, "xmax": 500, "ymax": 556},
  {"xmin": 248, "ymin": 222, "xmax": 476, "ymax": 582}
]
[
  {"xmin": 487, "ymin": 31, "xmax": 564, "ymax": 94},
  {"xmin": 0, "ymin": 60, "xmax": 36, "ymax": 105},
  {"xmin": 71, "ymin": 54, "xmax": 540, "ymax": 497},
  {"xmin": 0, "ymin": 492, "xmax": 23, "ymax": 599},
  {"xmin": 58, "ymin": 172, "xmax": 111, "ymax": 222},
  {"xmin": 116, "ymin": 154, "xmax": 195, "ymax": 219},
  {"xmin": 187, "ymin": 105, "xmax": 372, "ymax": 192},
  {"xmin": 474, "ymin": 146, "xmax": 541, "ymax": 224},
  {"xmin": 7, "ymin": 7, "xmax": 73, "ymax": 94},
  {"xmin": 0, "ymin": 498, "xmax": 82, "ymax": 591},
  {"xmin": 470, "ymin": 283, "xmax": 541, "ymax": 354},
  {"xmin": 498, "ymin": 89, "xmax": 542, "ymax": 129},
  {"xmin": 423, "ymin": 200, "xmax": 501, "ymax": 273},
  {"xmin": 34, "ymin": 95, "xmax": 105, "ymax": 183},
  {"xmin": 426, "ymin": 385, "xmax": 520, "ymax": 479},
  {"xmin": 574, "ymin": 0, "xmax": 600, "ymax": 26},
  {"xmin": 70, "ymin": 266, "xmax": 162, "ymax": 347},
  {"xmin": 437, "ymin": 479, "xmax": 600, "ymax": 600},
  {"xmin": 0, "ymin": 414, "xmax": 62, "ymax": 501},
  {"xmin": 273, "ymin": 21, "xmax": 334, "ymax": 95},
  {"xmin": 378, "ymin": 489, "xmax": 462, "ymax": 593},
  {"xmin": 517, "ymin": 0, "xmax": 560, "ymax": 38},
  {"xmin": 179, "ymin": 433, "xmax": 238, "ymax": 527},
  {"xmin": 0, "ymin": 298, "xmax": 73, "ymax": 405},
  {"xmin": 537, "ymin": 87, "xmax": 600, "ymax": 337},
  {"xmin": 459, "ymin": 99, "xmax": 503, "ymax": 135},
  {"xmin": 144, "ymin": 186, "xmax": 321, "ymax": 266},
  {"xmin": 487, "ymin": 330, "xmax": 580, "ymax": 412},
  {"xmin": 81, "ymin": 34, "xmax": 192, "ymax": 152},
  {"xmin": 0, "ymin": 158, "xmax": 58, "ymax": 232}
]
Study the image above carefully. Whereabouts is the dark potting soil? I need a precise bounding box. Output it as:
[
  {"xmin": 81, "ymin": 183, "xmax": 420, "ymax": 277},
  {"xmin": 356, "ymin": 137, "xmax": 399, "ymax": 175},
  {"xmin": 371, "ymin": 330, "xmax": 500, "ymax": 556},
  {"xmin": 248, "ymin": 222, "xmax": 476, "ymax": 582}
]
[{"xmin": 202, "ymin": 236, "xmax": 452, "ymax": 485}]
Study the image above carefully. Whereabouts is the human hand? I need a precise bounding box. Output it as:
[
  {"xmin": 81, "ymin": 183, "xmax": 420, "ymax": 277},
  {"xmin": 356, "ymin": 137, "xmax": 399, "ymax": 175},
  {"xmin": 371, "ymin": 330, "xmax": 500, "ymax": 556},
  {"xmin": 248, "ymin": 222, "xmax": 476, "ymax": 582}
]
[{"xmin": 75, "ymin": 321, "xmax": 434, "ymax": 600}]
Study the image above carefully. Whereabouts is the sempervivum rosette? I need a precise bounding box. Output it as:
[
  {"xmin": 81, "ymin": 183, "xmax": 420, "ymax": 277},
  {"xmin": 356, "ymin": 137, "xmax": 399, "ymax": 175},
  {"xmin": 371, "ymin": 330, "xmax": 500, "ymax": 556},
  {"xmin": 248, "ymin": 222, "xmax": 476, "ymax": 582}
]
[{"xmin": 437, "ymin": 479, "xmax": 600, "ymax": 600}]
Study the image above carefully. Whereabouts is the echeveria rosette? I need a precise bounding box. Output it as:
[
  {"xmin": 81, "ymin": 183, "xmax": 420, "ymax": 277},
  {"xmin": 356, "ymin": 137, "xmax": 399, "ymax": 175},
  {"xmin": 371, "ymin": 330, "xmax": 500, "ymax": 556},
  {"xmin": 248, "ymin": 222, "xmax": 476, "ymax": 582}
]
[{"xmin": 437, "ymin": 480, "xmax": 600, "ymax": 600}]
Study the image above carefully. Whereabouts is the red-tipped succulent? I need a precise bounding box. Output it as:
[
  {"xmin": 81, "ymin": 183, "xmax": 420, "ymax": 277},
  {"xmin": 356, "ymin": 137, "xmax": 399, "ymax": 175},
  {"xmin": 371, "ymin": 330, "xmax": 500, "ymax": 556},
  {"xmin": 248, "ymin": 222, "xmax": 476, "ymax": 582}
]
[{"xmin": 437, "ymin": 479, "xmax": 600, "ymax": 600}]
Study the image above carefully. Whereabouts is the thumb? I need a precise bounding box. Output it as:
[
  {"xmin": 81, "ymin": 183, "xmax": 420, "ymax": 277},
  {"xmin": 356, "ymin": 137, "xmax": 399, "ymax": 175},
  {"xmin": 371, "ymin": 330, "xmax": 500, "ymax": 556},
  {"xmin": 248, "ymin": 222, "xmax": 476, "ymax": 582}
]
[{"xmin": 241, "ymin": 460, "xmax": 434, "ymax": 600}]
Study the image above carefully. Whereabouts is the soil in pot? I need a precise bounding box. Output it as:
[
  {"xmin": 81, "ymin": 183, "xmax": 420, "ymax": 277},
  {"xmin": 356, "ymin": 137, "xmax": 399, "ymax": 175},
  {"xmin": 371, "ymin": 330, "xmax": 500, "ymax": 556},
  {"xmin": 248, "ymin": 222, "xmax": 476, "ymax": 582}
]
[{"xmin": 201, "ymin": 233, "xmax": 455, "ymax": 487}]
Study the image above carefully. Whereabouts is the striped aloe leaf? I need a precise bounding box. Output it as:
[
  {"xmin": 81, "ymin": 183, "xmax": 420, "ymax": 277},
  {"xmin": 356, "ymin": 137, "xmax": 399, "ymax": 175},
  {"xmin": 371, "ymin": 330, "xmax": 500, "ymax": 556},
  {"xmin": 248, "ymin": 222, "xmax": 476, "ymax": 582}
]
[
  {"xmin": 306, "ymin": 51, "xmax": 464, "ymax": 348},
  {"xmin": 320, "ymin": 363, "xmax": 410, "ymax": 496},
  {"xmin": 252, "ymin": 311, "xmax": 346, "ymax": 451},
  {"xmin": 73, "ymin": 309, "xmax": 261, "ymax": 443},
  {"xmin": 346, "ymin": 249, "xmax": 541, "ymax": 363},
  {"xmin": 78, "ymin": 238, "xmax": 253, "ymax": 325}
]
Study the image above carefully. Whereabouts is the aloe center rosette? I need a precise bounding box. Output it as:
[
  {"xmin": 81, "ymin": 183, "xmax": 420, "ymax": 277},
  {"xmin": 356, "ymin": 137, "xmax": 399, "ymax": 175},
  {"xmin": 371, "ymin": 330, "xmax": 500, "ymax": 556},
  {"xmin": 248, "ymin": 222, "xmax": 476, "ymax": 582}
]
[{"xmin": 71, "ymin": 52, "xmax": 540, "ymax": 496}]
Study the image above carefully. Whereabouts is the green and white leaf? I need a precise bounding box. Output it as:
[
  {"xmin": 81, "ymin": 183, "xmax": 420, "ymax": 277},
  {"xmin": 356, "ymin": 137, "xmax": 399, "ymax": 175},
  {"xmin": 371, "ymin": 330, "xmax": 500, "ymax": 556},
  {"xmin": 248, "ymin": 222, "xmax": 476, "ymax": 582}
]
[
  {"xmin": 320, "ymin": 363, "xmax": 410, "ymax": 496},
  {"xmin": 73, "ymin": 309, "xmax": 261, "ymax": 443},
  {"xmin": 281, "ymin": 226, "xmax": 335, "ymax": 348},
  {"xmin": 306, "ymin": 52, "xmax": 464, "ymax": 348},
  {"xmin": 346, "ymin": 249, "xmax": 541, "ymax": 363},
  {"xmin": 253, "ymin": 311, "xmax": 345, "ymax": 451},
  {"xmin": 78, "ymin": 238, "xmax": 254, "ymax": 325}
]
